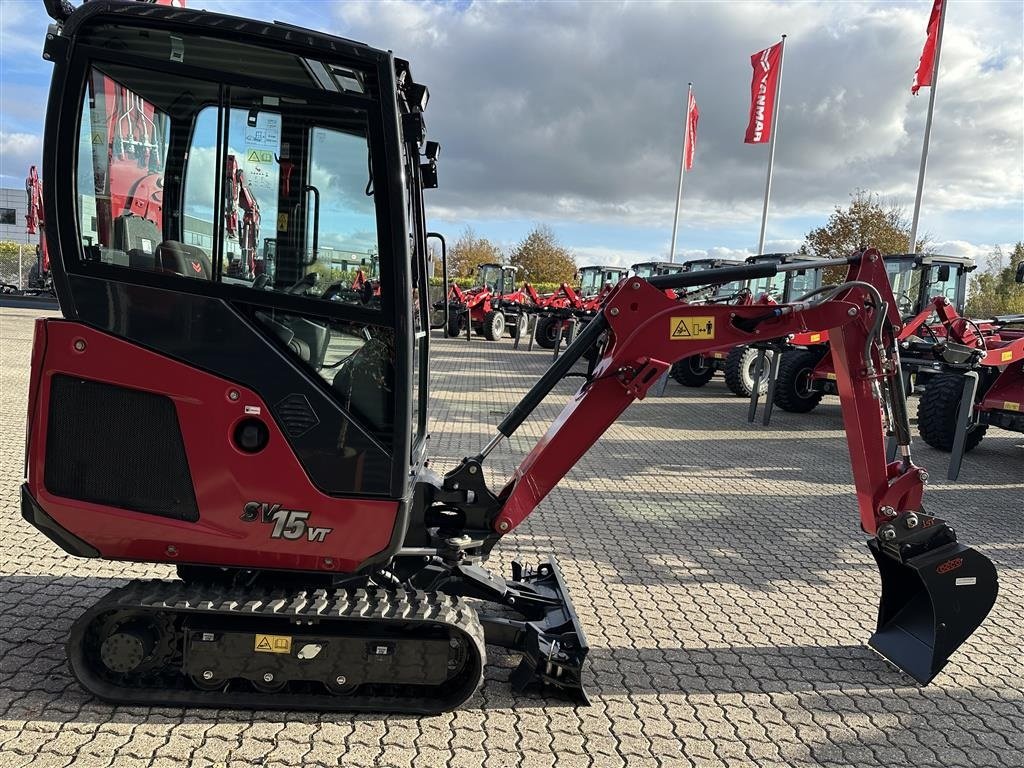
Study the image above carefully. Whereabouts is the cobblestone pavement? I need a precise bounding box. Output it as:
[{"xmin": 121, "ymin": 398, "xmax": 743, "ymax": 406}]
[{"xmin": 2, "ymin": 306, "xmax": 1023, "ymax": 768}]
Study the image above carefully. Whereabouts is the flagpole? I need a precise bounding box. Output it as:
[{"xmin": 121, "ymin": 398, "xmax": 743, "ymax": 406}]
[
  {"xmin": 669, "ymin": 82, "xmax": 692, "ymax": 263},
  {"xmin": 756, "ymin": 35, "xmax": 786, "ymax": 256},
  {"xmin": 908, "ymin": 1, "xmax": 947, "ymax": 254}
]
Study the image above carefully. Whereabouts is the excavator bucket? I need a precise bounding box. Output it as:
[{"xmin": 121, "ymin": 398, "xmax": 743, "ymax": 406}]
[{"xmin": 868, "ymin": 537, "xmax": 998, "ymax": 684}]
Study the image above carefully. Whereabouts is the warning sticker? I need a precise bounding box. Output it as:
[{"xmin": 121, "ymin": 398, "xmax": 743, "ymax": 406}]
[
  {"xmin": 669, "ymin": 316, "xmax": 715, "ymax": 340},
  {"xmin": 809, "ymin": 333, "xmax": 822, "ymax": 342},
  {"xmin": 1004, "ymin": 402, "xmax": 1020, "ymax": 412},
  {"xmin": 254, "ymin": 634, "xmax": 292, "ymax": 654},
  {"xmin": 277, "ymin": 212, "xmax": 289, "ymax": 232},
  {"xmin": 246, "ymin": 148, "xmax": 275, "ymax": 164},
  {"xmin": 1001, "ymin": 350, "xmax": 1014, "ymax": 362}
]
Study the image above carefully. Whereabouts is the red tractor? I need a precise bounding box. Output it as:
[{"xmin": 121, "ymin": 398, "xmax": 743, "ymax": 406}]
[
  {"xmin": 900, "ymin": 263, "xmax": 1024, "ymax": 478},
  {"xmin": 671, "ymin": 253, "xmax": 820, "ymax": 395},
  {"xmin": 23, "ymin": 0, "xmax": 997, "ymax": 712},
  {"xmin": 441, "ymin": 263, "xmax": 532, "ymax": 340},
  {"xmin": 766, "ymin": 254, "xmax": 976, "ymax": 417},
  {"xmin": 532, "ymin": 264, "xmax": 628, "ymax": 349}
]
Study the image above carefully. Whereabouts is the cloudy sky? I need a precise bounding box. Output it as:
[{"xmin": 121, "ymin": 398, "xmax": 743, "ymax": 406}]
[{"xmin": 1, "ymin": 0, "xmax": 1021, "ymax": 268}]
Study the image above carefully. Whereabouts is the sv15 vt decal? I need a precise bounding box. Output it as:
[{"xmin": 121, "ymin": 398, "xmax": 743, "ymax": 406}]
[{"xmin": 241, "ymin": 502, "xmax": 333, "ymax": 543}]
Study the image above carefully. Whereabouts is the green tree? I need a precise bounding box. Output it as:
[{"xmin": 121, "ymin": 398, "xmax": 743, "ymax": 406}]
[
  {"xmin": 966, "ymin": 242, "xmax": 1024, "ymax": 316},
  {"xmin": 804, "ymin": 190, "xmax": 928, "ymax": 258},
  {"xmin": 508, "ymin": 225, "xmax": 577, "ymax": 284},
  {"xmin": 447, "ymin": 226, "xmax": 503, "ymax": 278}
]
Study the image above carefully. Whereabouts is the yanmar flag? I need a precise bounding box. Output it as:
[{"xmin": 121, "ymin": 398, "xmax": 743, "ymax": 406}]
[
  {"xmin": 744, "ymin": 42, "xmax": 783, "ymax": 144},
  {"xmin": 684, "ymin": 90, "xmax": 699, "ymax": 170},
  {"xmin": 912, "ymin": 0, "xmax": 944, "ymax": 94}
]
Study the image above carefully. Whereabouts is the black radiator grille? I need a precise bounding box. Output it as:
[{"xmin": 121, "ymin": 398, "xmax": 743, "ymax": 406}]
[
  {"xmin": 275, "ymin": 393, "xmax": 319, "ymax": 437},
  {"xmin": 44, "ymin": 375, "xmax": 199, "ymax": 521}
]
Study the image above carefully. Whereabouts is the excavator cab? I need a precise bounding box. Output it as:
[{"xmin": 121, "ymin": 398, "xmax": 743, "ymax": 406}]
[{"xmin": 36, "ymin": 3, "xmax": 437, "ymax": 502}]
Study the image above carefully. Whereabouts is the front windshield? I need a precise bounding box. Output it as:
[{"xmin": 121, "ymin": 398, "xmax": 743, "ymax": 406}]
[
  {"xmin": 749, "ymin": 270, "xmax": 786, "ymax": 299},
  {"xmin": 633, "ymin": 263, "xmax": 654, "ymax": 279},
  {"xmin": 787, "ymin": 268, "xmax": 819, "ymax": 301},
  {"xmin": 479, "ymin": 265, "xmax": 503, "ymax": 292},
  {"xmin": 887, "ymin": 261, "xmax": 920, "ymax": 316},
  {"xmin": 579, "ymin": 268, "xmax": 602, "ymax": 296},
  {"xmin": 923, "ymin": 264, "xmax": 960, "ymax": 305},
  {"xmin": 714, "ymin": 280, "xmax": 743, "ymax": 298}
]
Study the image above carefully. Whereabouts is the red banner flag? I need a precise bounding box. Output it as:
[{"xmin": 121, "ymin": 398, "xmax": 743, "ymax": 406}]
[
  {"xmin": 744, "ymin": 41, "xmax": 783, "ymax": 144},
  {"xmin": 912, "ymin": 0, "xmax": 943, "ymax": 94},
  {"xmin": 684, "ymin": 90, "xmax": 699, "ymax": 170}
]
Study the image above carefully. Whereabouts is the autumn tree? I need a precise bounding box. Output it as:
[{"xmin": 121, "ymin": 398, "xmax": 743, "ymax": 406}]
[
  {"xmin": 966, "ymin": 242, "xmax": 1024, "ymax": 316},
  {"xmin": 508, "ymin": 225, "xmax": 577, "ymax": 284},
  {"xmin": 447, "ymin": 226, "xmax": 503, "ymax": 278},
  {"xmin": 804, "ymin": 190, "xmax": 929, "ymax": 258}
]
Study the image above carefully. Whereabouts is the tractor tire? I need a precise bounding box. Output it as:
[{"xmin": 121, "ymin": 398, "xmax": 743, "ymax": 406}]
[
  {"xmin": 917, "ymin": 373, "xmax": 988, "ymax": 452},
  {"xmin": 445, "ymin": 309, "xmax": 465, "ymax": 338},
  {"xmin": 772, "ymin": 349, "xmax": 825, "ymax": 413},
  {"xmin": 724, "ymin": 346, "xmax": 771, "ymax": 398},
  {"xmin": 482, "ymin": 310, "xmax": 506, "ymax": 341},
  {"xmin": 508, "ymin": 313, "xmax": 528, "ymax": 340},
  {"xmin": 534, "ymin": 315, "xmax": 561, "ymax": 349},
  {"xmin": 670, "ymin": 356, "xmax": 715, "ymax": 387}
]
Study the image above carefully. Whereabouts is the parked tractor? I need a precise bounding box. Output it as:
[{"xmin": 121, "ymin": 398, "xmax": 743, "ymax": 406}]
[
  {"xmin": 532, "ymin": 265, "xmax": 627, "ymax": 349},
  {"xmin": 767, "ymin": 254, "xmax": 976, "ymax": 417},
  {"xmin": 903, "ymin": 263, "xmax": 1024, "ymax": 478},
  {"xmin": 670, "ymin": 253, "xmax": 821, "ymax": 396},
  {"xmin": 441, "ymin": 263, "xmax": 532, "ymax": 340}
]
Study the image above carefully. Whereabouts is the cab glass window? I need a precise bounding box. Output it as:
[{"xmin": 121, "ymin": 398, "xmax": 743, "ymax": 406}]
[
  {"xmin": 74, "ymin": 59, "xmax": 382, "ymax": 310},
  {"xmin": 76, "ymin": 68, "xmax": 170, "ymax": 268},
  {"xmin": 887, "ymin": 261, "xmax": 921, "ymax": 316}
]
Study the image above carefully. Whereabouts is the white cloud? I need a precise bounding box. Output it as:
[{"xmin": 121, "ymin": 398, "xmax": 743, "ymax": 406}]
[
  {"xmin": 328, "ymin": 0, "xmax": 1022, "ymax": 239},
  {"xmin": 0, "ymin": 131, "xmax": 43, "ymax": 186}
]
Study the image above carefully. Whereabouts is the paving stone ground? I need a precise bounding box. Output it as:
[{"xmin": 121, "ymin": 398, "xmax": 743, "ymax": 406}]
[{"xmin": 1, "ymin": 305, "xmax": 1022, "ymax": 768}]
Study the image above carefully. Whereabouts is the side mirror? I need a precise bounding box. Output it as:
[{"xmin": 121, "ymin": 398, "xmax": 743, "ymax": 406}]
[
  {"xmin": 937, "ymin": 264, "xmax": 951, "ymax": 282},
  {"xmin": 428, "ymin": 232, "xmax": 448, "ymax": 331},
  {"xmin": 1016, "ymin": 262, "xmax": 1024, "ymax": 284}
]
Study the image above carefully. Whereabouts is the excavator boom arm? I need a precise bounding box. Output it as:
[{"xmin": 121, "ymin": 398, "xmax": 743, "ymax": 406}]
[
  {"xmin": 495, "ymin": 252, "xmax": 906, "ymax": 533},
  {"xmin": 457, "ymin": 250, "xmax": 997, "ymax": 685}
]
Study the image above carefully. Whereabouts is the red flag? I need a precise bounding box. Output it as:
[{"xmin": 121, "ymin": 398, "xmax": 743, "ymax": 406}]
[
  {"xmin": 744, "ymin": 41, "xmax": 783, "ymax": 144},
  {"xmin": 684, "ymin": 90, "xmax": 699, "ymax": 170},
  {"xmin": 912, "ymin": 0, "xmax": 943, "ymax": 94}
]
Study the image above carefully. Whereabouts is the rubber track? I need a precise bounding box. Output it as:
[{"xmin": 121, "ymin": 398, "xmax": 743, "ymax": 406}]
[{"xmin": 68, "ymin": 580, "xmax": 486, "ymax": 714}]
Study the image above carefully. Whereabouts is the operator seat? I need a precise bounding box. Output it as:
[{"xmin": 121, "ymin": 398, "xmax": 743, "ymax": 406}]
[
  {"xmin": 113, "ymin": 214, "xmax": 162, "ymax": 271},
  {"xmin": 155, "ymin": 241, "xmax": 212, "ymax": 279},
  {"xmin": 331, "ymin": 333, "xmax": 395, "ymax": 442}
]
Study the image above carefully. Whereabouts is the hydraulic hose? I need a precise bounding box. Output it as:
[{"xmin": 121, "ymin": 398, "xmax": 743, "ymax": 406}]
[{"xmin": 494, "ymin": 314, "xmax": 609, "ymax": 440}]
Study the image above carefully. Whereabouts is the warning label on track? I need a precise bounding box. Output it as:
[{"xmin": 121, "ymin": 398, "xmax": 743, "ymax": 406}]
[
  {"xmin": 254, "ymin": 634, "xmax": 292, "ymax": 653},
  {"xmin": 670, "ymin": 316, "xmax": 715, "ymax": 340}
]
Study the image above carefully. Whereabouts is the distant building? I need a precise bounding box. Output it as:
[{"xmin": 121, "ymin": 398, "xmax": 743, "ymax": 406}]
[{"xmin": 0, "ymin": 186, "xmax": 37, "ymax": 245}]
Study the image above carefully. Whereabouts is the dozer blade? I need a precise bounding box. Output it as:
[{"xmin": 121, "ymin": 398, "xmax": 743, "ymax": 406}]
[
  {"xmin": 868, "ymin": 521, "xmax": 997, "ymax": 684},
  {"xmin": 475, "ymin": 557, "xmax": 590, "ymax": 704}
]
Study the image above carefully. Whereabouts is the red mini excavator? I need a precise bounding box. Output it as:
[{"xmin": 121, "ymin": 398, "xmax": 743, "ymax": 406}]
[{"xmin": 25, "ymin": 1, "xmax": 997, "ymax": 712}]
